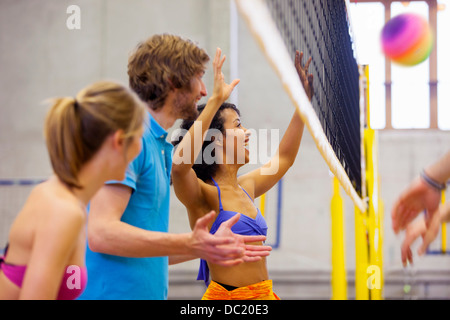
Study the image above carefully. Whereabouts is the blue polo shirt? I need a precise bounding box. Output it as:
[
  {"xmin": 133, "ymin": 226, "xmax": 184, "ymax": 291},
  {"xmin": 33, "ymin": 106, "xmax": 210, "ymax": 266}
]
[{"xmin": 80, "ymin": 112, "xmax": 174, "ymax": 300}]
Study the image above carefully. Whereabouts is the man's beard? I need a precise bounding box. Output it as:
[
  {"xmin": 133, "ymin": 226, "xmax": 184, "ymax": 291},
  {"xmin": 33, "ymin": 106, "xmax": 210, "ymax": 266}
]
[{"xmin": 173, "ymin": 90, "xmax": 199, "ymax": 121}]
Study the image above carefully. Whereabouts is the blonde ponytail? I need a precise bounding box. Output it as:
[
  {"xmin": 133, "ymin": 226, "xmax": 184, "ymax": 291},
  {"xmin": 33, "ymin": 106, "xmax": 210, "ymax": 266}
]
[{"xmin": 44, "ymin": 81, "xmax": 146, "ymax": 189}]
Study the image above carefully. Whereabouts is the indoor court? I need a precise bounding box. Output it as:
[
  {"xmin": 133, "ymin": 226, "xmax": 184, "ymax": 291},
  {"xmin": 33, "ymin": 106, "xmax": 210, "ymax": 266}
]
[{"xmin": 1, "ymin": 0, "xmax": 449, "ymax": 300}]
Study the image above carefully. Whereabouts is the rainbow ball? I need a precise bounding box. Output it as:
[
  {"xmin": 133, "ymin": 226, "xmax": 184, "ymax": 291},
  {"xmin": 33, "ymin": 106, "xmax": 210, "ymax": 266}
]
[{"xmin": 381, "ymin": 13, "xmax": 434, "ymax": 66}]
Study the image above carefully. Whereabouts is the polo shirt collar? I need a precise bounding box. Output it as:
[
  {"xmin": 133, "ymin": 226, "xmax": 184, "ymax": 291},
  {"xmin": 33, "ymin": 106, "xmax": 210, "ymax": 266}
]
[{"xmin": 147, "ymin": 111, "xmax": 168, "ymax": 140}]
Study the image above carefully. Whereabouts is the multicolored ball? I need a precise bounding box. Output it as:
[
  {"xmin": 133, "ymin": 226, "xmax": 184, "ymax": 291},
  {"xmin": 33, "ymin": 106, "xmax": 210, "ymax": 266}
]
[{"xmin": 381, "ymin": 13, "xmax": 434, "ymax": 66}]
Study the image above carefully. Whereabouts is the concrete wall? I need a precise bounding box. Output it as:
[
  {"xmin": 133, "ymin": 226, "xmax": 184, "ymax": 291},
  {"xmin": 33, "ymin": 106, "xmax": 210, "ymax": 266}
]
[{"xmin": 1, "ymin": 0, "xmax": 450, "ymax": 300}]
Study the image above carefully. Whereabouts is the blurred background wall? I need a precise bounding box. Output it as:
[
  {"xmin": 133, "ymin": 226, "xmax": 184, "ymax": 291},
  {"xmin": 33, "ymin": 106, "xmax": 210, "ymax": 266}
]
[{"xmin": 1, "ymin": 0, "xmax": 449, "ymax": 299}]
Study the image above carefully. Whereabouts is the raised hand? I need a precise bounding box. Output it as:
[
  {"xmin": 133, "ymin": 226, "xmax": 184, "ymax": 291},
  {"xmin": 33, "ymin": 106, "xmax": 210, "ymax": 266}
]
[
  {"xmin": 295, "ymin": 50, "xmax": 314, "ymax": 101},
  {"xmin": 211, "ymin": 48, "xmax": 240, "ymax": 103}
]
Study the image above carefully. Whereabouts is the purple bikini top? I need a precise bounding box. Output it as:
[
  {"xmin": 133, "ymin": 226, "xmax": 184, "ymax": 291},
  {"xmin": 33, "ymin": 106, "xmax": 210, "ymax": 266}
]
[{"xmin": 197, "ymin": 177, "xmax": 268, "ymax": 286}]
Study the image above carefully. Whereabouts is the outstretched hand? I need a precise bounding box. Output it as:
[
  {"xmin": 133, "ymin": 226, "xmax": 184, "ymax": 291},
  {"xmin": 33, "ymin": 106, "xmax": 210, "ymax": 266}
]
[
  {"xmin": 215, "ymin": 213, "xmax": 272, "ymax": 263},
  {"xmin": 391, "ymin": 176, "xmax": 441, "ymax": 234},
  {"xmin": 295, "ymin": 50, "xmax": 314, "ymax": 101},
  {"xmin": 189, "ymin": 211, "xmax": 271, "ymax": 267},
  {"xmin": 212, "ymin": 48, "xmax": 240, "ymax": 103},
  {"xmin": 400, "ymin": 204, "xmax": 445, "ymax": 267}
]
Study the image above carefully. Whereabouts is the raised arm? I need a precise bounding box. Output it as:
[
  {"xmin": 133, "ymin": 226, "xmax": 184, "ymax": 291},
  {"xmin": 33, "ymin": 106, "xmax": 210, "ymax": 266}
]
[
  {"xmin": 239, "ymin": 51, "xmax": 313, "ymax": 198},
  {"xmin": 172, "ymin": 48, "xmax": 239, "ymax": 208},
  {"xmin": 170, "ymin": 50, "xmax": 271, "ymax": 263}
]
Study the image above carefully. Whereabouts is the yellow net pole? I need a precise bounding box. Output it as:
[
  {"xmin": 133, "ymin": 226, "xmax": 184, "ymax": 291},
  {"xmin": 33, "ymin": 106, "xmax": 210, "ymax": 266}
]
[
  {"xmin": 259, "ymin": 193, "xmax": 266, "ymax": 217},
  {"xmin": 442, "ymin": 190, "xmax": 447, "ymax": 253},
  {"xmin": 363, "ymin": 65, "xmax": 383, "ymax": 300},
  {"xmin": 331, "ymin": 176, "xmax": 348, "ymax": 300},
  {"xmin": 365, "ymin": 128, "xmax": 383, "ymax": 300},
  {"xmin": 354, "ymin": 205, "xmax": 369, "ymax": 300}
]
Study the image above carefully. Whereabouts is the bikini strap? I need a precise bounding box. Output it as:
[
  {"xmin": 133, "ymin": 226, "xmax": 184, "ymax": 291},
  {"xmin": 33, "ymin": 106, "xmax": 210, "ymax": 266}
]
[
  {"xmin": 0, "ymin": 244, "xmax": 8, "ymax": 265},
  {"xmin": 210, "ymin": 177, "xmax": 224, "ymax": 211},
  {"xmin": 240, "ymin": 186, "xmax": 254, "ymax": 202}
]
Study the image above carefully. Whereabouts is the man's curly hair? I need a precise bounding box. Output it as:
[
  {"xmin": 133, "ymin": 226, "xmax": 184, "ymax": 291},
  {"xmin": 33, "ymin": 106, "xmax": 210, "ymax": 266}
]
[{"xmin": 128, "ymin": 34, "xmax": 210, "ymax": 110}]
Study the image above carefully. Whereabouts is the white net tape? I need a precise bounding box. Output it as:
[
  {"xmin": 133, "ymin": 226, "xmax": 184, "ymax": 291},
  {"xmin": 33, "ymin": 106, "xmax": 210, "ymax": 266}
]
[{"xmin": 235, "ymin": 0, "xmax": 367, "ymax": 212}]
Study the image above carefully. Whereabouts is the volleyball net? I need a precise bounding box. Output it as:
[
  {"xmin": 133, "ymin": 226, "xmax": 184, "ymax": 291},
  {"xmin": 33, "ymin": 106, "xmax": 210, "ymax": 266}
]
[{"xmin": 235, "ymin": 0, "xmax": 366, "ymax": 212}]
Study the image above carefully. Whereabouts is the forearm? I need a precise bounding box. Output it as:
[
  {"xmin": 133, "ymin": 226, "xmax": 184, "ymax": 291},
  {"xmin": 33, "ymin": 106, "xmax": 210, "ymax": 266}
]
[
  {"xmin": 173, "ymin": 96, "xmax": 222, "ymax": 173},
  {"xmin": 20, "ymin": 275, "xmax": 61, "ymax": 299},
  {"xmin": 425, "ymin": 151, "xmax": 450, "ymax": 184},
  {"xmin": 88, "ymin": 220, "xmax": 192, "ymax": 258},
  {"xmin": 20, "ymin": 260, "xmax": 67, "ymax": 299},
  {"xmin": 277, "ymin": 110, "xmax": 305, "ymax": 166},
  {"xmin": 169, "ymin": 254, "xmax": 197, "ymax": 265}
]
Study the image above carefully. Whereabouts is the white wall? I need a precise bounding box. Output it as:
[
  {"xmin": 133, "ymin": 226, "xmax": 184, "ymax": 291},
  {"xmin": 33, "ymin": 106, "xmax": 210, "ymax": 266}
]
[{"xmin": 1, "ymin": 0, "xmax": 449, "ymax": 299}]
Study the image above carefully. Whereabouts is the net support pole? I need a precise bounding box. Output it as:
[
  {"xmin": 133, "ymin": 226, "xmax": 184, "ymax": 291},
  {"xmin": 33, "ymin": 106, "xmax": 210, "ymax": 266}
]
[
  {"xmin": 442, "ymin": 190, "xmax": 447, "ymax": 253},
  {"xmin": 331, "ymin": 176, "xmax": 348, "ymax": 300},
  {"xmin": 363, "ymin": 65, "xmax": 383, "ymax": 299},
  {"xmin": 365, "ymin": 128, "xmax": 383, "ymax": 300},
  {"xmin": 354, "ymin": 205, "xmax": 369, "ymax": 300},
  {"xmin": 259, "ymin": 193, "xmax": 266, "ymax": 217}
]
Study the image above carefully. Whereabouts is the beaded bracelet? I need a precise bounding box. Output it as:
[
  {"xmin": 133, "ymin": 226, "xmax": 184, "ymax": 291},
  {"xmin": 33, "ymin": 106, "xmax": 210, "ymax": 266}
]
[{"xmin": 420, "ymin": 170, "xmax": 447, "ymax": 191}]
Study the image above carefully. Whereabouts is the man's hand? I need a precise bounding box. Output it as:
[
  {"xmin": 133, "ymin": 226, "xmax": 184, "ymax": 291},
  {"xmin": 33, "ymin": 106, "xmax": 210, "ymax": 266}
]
[
  {"xmin": 215, "ymin": 213, "xmax": 272, "ymax": 263},
  {"xmin": 189, "ymin": 211, "xmax": 271, "ymax": 267}
]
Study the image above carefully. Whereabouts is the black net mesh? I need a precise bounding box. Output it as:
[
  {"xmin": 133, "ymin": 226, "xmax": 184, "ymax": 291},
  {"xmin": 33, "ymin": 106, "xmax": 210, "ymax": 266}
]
[{"xmin": 265, "ymin": 0, "xmax": 362, "ymax": 195}]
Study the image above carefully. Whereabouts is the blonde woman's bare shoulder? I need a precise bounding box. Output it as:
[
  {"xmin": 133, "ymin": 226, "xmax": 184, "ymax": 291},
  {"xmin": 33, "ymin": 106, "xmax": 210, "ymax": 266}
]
[
  {"xmin": 8, "ymin": 178, "xmax": 85, "ymax": 255},
  {"xmin": 26, "ymin": 178, "xmax": 85, "ymax": 223}
]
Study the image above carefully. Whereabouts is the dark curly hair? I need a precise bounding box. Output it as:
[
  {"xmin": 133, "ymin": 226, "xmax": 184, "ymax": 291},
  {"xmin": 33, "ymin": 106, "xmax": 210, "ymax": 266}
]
[{"xmin": 172, "ymin": 102, "xmax": 240, "ymax": 182}]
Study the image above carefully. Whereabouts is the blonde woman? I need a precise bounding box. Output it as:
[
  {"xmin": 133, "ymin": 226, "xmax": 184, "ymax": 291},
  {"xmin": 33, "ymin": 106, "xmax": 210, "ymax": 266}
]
[{"xmin": 0, "ymin": 81, "xmax": 146, "ymax": 299}]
